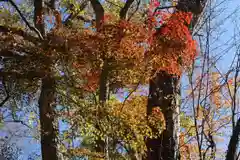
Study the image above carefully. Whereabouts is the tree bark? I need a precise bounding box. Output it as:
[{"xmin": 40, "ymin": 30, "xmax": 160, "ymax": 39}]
[
  {"xmin": 34, "ymin": 1, "xmax": 57, "ymax": 159},
  {"xmin": 89, "ymin": 0, "xmax": 108, "ymax": 155},
  {"xmin": 146, "ymin": 71, "xmax": 180, "ymax": 160},
  {"xmin": 95, "ymin": 61, "xmax": 109, "ymax": 154},
  {"xmin": 90, "ymin": 0, "xmax": 104, "ymax": 31},
  {"xmin": 38, "ymin": 75, "xmax": 58, "ymax": 160},
  {"xmin": 34, "ymin": 0, "xmax": 45, "ymax": 37},
  {"xmin": 145, "ymin": 1, "xmax": 206, "ymax": 159},
  {"xmin": 226, "ymin": 117, "xmax": 240, "ymax": 160}
]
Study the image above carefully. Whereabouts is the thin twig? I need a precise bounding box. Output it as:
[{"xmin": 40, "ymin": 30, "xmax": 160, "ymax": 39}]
[
  {"xmin": 4, "ymin": 120, "xmax": 32, "ymax": 128},
  {"xmin": 153, "ymin": 6, "xmax": 176, "ymax": 16},
  {"xmin": 120, "ymin": 82, "xmax": 140, "ymax": 111}
]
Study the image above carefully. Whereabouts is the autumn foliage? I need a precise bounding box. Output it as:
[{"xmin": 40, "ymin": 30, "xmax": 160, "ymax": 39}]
[
  {"xmin": 0, "ymin": 0, "xmax": 200, "ymax": 158},
  {"xmin": 47, "ymin": 3, "xmax": 198, "ymax": 94},
  {"xmin": 43, "ymin": 2, "xmax": 198, "ymax": 155}
]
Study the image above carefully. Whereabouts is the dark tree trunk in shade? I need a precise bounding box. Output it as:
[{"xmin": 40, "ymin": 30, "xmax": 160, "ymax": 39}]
[
  {"xmin": 146, "ymin": 71, "xmax": 180, "ymax": 160},
  {"xmin": 34, "ymin": 0, "xmax": 45, "ymax": 37},
  {"xmin": 226, "ymin": 117, "xmax": 240, "ymax": 160},
  {"xmin": 145, "ymin": 0, "xmax": 206, "ymax": 159},
  {"xmin": 38, "ymin": 75, "xmax": 58, "ymax": 160},
  {"xmin": 34, "ymin": 0, "xmax": 58, "ymax": 159}
]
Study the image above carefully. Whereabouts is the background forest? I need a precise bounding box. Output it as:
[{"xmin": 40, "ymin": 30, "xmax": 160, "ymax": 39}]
[{"xmin": 0, "ymin": 0, "xmax": 240, "ymax": 160}]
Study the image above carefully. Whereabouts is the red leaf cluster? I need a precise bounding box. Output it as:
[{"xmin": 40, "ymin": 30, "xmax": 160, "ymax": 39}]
[{"xmin": 51, "ymin": 2, "xmax": 198, "ymax": 91}]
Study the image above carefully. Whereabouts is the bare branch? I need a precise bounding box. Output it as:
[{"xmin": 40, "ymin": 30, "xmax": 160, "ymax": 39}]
[
  {"xmin": 120, "ymin": 0, "xmax": 134, "ymax": 20},
  {"xmin": 5, "ymin": 0, "xmax": 44, "ymax": 40},
  {"xmin": 121, "ymin": 81, "xmax": 140, "ymax": 111},
  {"xmin": 0, "ymin": 95, "xmax": 10, "ymax": 107},
  {"xmin": 4, "ymin": 120, "xmax": 32, "ymax": 128},
  {"xmin": 90, "ymin": 0, "xmax": 104, "ymax": 31},
  {"xmin": 63, "ymin": 1, "xmax": 89, "ymax": 26},
  {"xmin": 127, "ymin": 0, "xmax": 140, "ymax": 21},
  {"xmin": 0, "ymin": 79, "xmax": 10, "ymax": 107},
  {"xmin": 34, "ymin": 0, "xmax": 45, "ymax": 37},
  {"xmin": 154, "ymin": 6, "xmax": 176, "ymax": 15}
]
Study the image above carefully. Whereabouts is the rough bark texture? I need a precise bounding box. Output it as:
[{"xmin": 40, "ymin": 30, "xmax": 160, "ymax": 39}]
[
  {"xmin": 34, "ymin": 0, "xmax": 45, "ymax": 37},
  {"xmin": 226, "ymin": 117, "xmax": 240, "ymax": 160},
  {"xmin": 145, "ymin": 1, "xmax": 206, "ymax": 159},
  {"xmin": 90, "ymin": 0, "xmax": 104, "ymax": 31},
  {"xmin": 38, "ymin": 75, "xmax": 58, "ymax": 160},
  {"xmin": 34, "ymin": 1, "xmax": 57, "ymax": 159},
  {"xmin": 146, "ymin": 71, "xmax": 180, "ymax": 160},
  {"xmin": 94, "ymin": 60, "xmax": 109, "ymax": 156}
]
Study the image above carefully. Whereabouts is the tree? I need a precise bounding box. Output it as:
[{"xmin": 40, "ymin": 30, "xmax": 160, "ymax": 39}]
[
  {"xmin": 0, "ymin": 0, "xmax": 209, "ymax": 159},
  {"xmin": 145, "ymin": 0, "xmax": 204, "ymax": 159}
]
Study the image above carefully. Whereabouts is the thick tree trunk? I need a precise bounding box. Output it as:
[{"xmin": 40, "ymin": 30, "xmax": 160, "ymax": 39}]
[
  {"xmin": 38, "ymin": 75, "xmax": 58, "ymax": 160},
  {"xmin": 34, "ymin": 1, "xmax": 57, "ymax": 159},
  {"xmin": 146, "ymin": 71, "xmax": 180, "ymax": 160},
  {"xmin": 34, "ymin": 0, "xmax": 45, "ymax": 37},
  {"xmin": 95, "ymin": 61, "xmax": 109, "ymax": 154},
  {"xmin": 145, "ymin": 1, "xmax": 205, "ymax": 159},
  {"xmin": 226, "ymin": 117, "xmax": 240, "ymax": 160}
]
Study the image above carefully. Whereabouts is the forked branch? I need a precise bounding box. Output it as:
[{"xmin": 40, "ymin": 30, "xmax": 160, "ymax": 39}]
[
  {"xmin": 4, "ymin": 0, "xmax": 43, "ymax": 40},
  {"xmin": 120, "ymin": 0, "xmax": 134, "ymax": 20}
]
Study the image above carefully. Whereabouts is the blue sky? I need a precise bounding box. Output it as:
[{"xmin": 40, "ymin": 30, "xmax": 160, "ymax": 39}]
[{"xmin": 1, "ymin": 0, "xmax": 240, "ymax": 159}]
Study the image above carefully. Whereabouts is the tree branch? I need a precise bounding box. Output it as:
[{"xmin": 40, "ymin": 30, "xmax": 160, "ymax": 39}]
[
  {"xmin": 0, "ymin": 76, "xmax": 10, "ymax": 106},
  {"xmin": 120, "ymin": 0, "xmax": 134, "ymax": 20},
  {"xmin": 0, "ymin": 95, "xmax": 10, "ymax": 107},
  {"xmin": 0, "ymin": 81, "xmax": 10, "ymax": 107},
  {"xmin": 127, "ymin": 0, "xmax": 140, "ymax": 21},
  {"xmin": 0, "ymin": 71, "xmax": 45, "ymax": 79},
  {"xmin": 63, "ymin": 0, "xmax": 89, "ymax": 26},
  {"xmin": 90, "ymin": 0, "xmax": 104, "ymax": 31},
  {"xmin": 0, "ymin": 26, "xmax": 40, "ymax": 44},
  {"xmin": 34, "ymin": 0, "xmax": 45, "ymax": 37},
  {"xmin": 4, "ymin": 120, "xmax": 32, "ymax": 128},
  {"xmin": 75, "ymin": 15, "xmax": 95, "ymax": 23},
  {"xmin": 5, "ymin": 0, "xmax": 43, "ymax": 40},
  {"xmin": 153, "ymin": 6, "xmax": 176, "ymax": 16}
]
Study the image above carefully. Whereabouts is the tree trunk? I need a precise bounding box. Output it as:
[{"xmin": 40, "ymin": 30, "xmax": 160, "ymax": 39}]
[
  {"xmin": 226, "ymin": 117, "xmax": 240, "ymax": 160},
  {"xmin": 95, "ymin": 61, "xmax": 109, "ymax": 155},
  {"xmin": 146, "ymin": 71, "xmax": 180, "ymax": 160},
  {"xmin": 34, "ymin": 1, "xmax": 57, "ymax": 159},
  {"xmin": 145, "ymin": 1, "xmax": 205, "ymax": 159},
  {"xmin": 34, "ymin": 0, "xmax": 45, "ymax": 37},
  {"xmin": 38, "ymin": 75, "xmax": 58, "ymax": 160}
]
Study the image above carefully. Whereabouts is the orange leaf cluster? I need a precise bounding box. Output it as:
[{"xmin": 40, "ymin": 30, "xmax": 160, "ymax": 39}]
[
  {"xmin": 149, "ymin": 12, "xmax": 197, "ymax": 75},
  {"xmin": 50, "ymin": 8, "xmax": 197, "ymax": 91}
]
